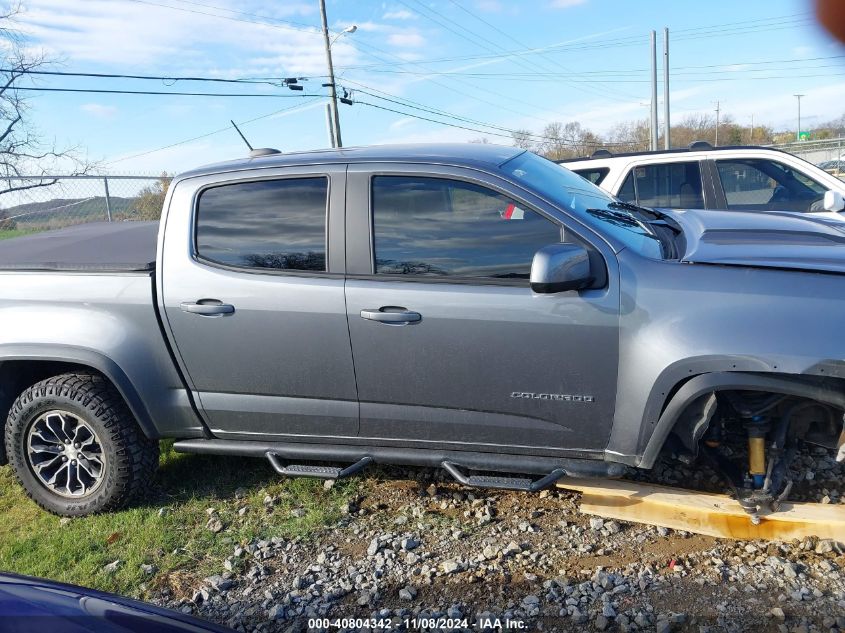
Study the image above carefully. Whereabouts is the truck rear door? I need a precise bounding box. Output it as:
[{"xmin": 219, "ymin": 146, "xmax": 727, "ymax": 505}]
[{"xmin": 158, "ymin": 165, "xmax": 358, "ymax": 440}]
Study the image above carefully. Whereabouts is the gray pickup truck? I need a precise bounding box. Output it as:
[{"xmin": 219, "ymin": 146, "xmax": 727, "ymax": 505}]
[{"xmin": 1, "ymin": 143, "xmax": 844, "ymax": 519}]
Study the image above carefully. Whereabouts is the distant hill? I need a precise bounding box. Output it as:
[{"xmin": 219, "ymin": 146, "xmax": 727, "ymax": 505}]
[{"xmin": 0, "ymin": 195, "xmax": 158, "ymax": 231}]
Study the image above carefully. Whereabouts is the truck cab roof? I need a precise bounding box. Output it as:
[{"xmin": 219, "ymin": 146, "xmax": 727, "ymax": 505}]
[{"xmin": 177, "ymin": 143, "xmax": 525, "ymax": 181}]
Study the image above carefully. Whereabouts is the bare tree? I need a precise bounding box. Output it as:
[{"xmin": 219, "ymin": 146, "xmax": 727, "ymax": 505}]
[
  {"xmin": 0, "ymin": 3, "xmax": 92, "ymax": 198},
  {"xmin": 511, "ymin": 129, "xmax": 536, "ymax": 151},
  {"xmin": 606, "ymin": 119, "xmax": 650, "ymax": 153}
]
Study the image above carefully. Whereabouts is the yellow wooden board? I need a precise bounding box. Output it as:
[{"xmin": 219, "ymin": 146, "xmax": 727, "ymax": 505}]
[{"xmin": 556, "ymin": 477, "xmax": 845, "ymax": 541}]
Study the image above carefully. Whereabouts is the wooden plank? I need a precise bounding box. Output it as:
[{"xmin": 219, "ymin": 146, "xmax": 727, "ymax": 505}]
[{"xmin": 556, "ymin": 478, "xmax": 845, "ymax": 541}]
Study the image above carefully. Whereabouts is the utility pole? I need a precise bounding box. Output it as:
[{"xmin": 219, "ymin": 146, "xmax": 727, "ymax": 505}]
[
  {"xmin": 650, "ymin": 30, "xmax": 658, "ymax": 151},
  {"xmin": 324, "ymin": 103, "xmax": 336, "ymax": 148},
  {"xmin": 794, "ymin": 94, "xmax": 805, "ymax": 141},
  {"xmin": 663, "ymin": 27, "xmax": 670, "ymax": 149},
  {"xmin": 750, "ymin": 114, "xmax": 754, "ymax": 143},
  {"xmin": 319, "ymin": 0, "xmax": 342, "ymax": 147},
  {"xmin": 714, "ymin": 101, "xmax": 720, "ymax": 146}
]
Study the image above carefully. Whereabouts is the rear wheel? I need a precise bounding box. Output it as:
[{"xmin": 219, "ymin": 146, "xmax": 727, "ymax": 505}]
[{"xmin": 4, "ymin": 372, "xmax": 159, "ymax": 516}]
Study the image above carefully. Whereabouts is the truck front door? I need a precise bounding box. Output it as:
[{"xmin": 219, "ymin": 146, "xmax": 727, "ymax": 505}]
[
  {"xmin": 343, "ymin": 165, "xmax": 620, "ymax": 456},
  {"xmin": 159, "ymin": 166, "xmax": 358, "ymax": 440}
]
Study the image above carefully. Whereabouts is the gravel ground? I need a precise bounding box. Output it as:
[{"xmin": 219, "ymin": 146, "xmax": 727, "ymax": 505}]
[{"xmin": 149, "ymin": 449, "xmax": 845, "ymax": 633}]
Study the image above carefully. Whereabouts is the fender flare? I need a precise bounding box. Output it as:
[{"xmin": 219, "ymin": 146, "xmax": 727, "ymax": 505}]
[
  {"xmin": 0, "ymin": 344, "xmax": 159, "ymax": 440},
  {"xmin": 637, "ymin": 371, "xmax": 845, "ymax": 468}
]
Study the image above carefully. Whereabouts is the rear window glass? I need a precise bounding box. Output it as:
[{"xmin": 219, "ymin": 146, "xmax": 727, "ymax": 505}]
[
  {"xmin": 572, "ymin": 167, "xmax": 610, "ymax": 185},
  {"xmin": 196, "ymin": 177, "xmax": 328, "ymax": 271}
]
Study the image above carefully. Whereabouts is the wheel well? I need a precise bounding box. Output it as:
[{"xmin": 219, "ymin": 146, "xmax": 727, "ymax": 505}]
[
  {"xmin": 640, "ymin": 371, "xmax": 845, "ymax": 468},
  {"xmin": 668, "ymin": 390, "xmax": 843, "ymax": 456},
  {"xmin": 0, "ymin": 361, "xmax": 111, "ymax": 465}
]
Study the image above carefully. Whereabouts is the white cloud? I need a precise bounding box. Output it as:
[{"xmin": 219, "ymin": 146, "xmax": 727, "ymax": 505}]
[
  {"xmin": 548, "ymin": 0, "xmax": 587, "ymax": 8},
  {"xmin": 383, "ymin": 9, "xmax": 415, "ymax": 20},
  {"xmin": 80, "ymin": 103, "xmax": 117, "ymax": 118},
  {"xmin": 387, "ymin": 31, "xmax": 425, "ymax": 48},
  {"xmin": 15, "ymin": 0, "xmax": 355, "ymax": 75},
  {"xmin": 388, "ymin": 116, "xmax": 416, "ymax": 131},
  {"xmin": 474, "ymin": 0, "xmax": 504, "ymax": 11}
]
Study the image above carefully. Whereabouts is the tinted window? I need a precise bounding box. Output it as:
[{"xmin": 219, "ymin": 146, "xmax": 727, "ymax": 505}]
[
  {"xmin": 573, "ymin": 167, "xmax": 609, "ymax": 185},
  {"xmin": 632, "ymin": 162, "xmax": 704, "ymax": 208},
  {"xmin": 372, "ymin": 176, "xmax": 561, "ymax": 279},
  {"xmin": 715, "ymin": 159, "xmax": 826, "ymax": 212},
  {"xmin": 196, "ymin": 178, "xmax": 328, "ymax": 271},
  {"xmin": 617, "ymin": 171, "xmax": 636, "ymax": 202}
]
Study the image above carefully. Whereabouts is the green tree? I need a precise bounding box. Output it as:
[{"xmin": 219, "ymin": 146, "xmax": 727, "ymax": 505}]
[{"xmin": 129, "ymin": 174, "xmax": 171, "ymax": 221}]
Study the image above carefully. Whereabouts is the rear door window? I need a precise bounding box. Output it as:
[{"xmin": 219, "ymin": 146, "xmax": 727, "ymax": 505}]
[
  {"xmin": 715, "ymin": 159, "xmax": 826, "ymax": 212},
  {"xmin": 196, "ymin": 177, "xmax": 328, "ymax": 271},
  {"xmin": 629, "ymin": 162, "xmax": 704, "ymax": 208}
]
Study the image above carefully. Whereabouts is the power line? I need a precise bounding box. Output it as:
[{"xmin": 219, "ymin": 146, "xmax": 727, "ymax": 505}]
[
  {"xmin": 356, "ymin": 61, "xmax": 845, "ymax": 81},
  {"xmin": 355, "ymin": 100, "xmax": 541, "ymax": 141},
  {"xmin": 123, "ymin": 0, "xmax": 563, "ymax": 125},
  {"xmin": 124, "ymin": 0, "xmax": 318, "ymax": 35},
  {"xmin": 12, "ymin": 87, "xmax": 324, "ymax": 97},
  {"xmin": 395, "ymin": 0, "xmax": 638, "ymax": 103},
  {"xmin": 348, "ymin": 87, "xmax": 631, "ymax": 145},
  {"xmin": 348, "ymin": 83, "xmax": 581, "ymax": 143},
  {"xmin": 0, "ymin": 68, "xmax": 309, "ymax": 86},
  {"xmin": 106, "ymin": 99, "xmax": 321, "ymax": 165},
  {"xmin": 337, "ymin": 12, "xmax": 814, "ymax": 71}
]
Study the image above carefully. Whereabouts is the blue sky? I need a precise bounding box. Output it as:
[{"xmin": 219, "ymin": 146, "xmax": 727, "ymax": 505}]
[{"xmin": 12, "ymin": 0, "xmax": 845, "ymax": 174}]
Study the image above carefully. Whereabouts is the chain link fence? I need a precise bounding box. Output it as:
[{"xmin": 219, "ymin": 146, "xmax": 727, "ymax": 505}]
[
  {"xmin": 771, "ymin": 138, "xmax": 845, "ymax": 177},
  {"xmin": 0, "ymin": 175, "xmax": 171, "ymax": 239}
]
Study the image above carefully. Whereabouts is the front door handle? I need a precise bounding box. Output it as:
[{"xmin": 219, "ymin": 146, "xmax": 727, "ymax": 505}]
[
  {"xmin": 180, "ymin": 300, "xmax": 235, "ymax": 316},
  {"xmin": 360, "ymin": 307, "xmax": 421, "ymax": 324}
]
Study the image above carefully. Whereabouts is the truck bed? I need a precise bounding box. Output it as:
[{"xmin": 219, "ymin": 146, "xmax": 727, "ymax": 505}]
[{"xmin": 0, "ymin": 221, "xmax": 158, "ymax": 272}]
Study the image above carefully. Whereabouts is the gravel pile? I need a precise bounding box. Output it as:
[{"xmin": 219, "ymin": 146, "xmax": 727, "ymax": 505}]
[{"xmin": 148, "ymin": 458, "xmax": 845, "ymax": 633}]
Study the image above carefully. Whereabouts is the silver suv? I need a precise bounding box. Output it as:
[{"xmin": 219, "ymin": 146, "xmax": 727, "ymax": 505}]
[{"xmin": 560, "ymin": 142, "xmax": 845, "ymax": 216}]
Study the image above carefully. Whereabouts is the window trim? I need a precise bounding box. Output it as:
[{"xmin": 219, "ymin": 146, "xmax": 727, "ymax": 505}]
[
  {"xmin": 367, "ymin": 173, "xmax": 565, "ymax": 285},
  {"xmin": 192, "ymin": 174, "xmax": 331, "ymax": 275}
]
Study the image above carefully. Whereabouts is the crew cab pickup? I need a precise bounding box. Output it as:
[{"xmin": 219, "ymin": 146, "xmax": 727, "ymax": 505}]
[{"xmin": 1, "ymin": 143, "xmax": 844, "ymax": 519}]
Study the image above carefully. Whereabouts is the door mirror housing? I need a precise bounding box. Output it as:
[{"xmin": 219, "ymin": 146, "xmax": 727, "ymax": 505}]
[
  {"xmin": 530, "ymin": 243, "xmax": 593, "ymax": 294},
  {"xmin": 823, "ymin": 190, "xmax": 845, "ymax": 212}
]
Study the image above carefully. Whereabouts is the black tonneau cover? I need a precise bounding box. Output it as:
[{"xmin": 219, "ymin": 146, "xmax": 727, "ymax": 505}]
[{"xmin": 0, "ymin": 221, "xmax": 158, "ymax": 272}]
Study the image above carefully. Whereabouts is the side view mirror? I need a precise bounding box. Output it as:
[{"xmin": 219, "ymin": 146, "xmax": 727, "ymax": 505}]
[
  {"xmin": 530, "ymin": 243, "xmax": 593, "ymax": 294},
  {"xmin": 824, "ymin": 190, "xmax": 845, "ymax": 212}
]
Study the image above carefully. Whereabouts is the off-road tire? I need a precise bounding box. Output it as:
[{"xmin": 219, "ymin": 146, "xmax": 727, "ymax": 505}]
[{"xmin": 4, "ymin": 372, "xmax": 159, "ymax": 516}]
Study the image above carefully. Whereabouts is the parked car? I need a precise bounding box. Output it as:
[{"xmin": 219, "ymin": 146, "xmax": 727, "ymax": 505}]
[
  {"xmin": 0, "ymin": 143, "xmax": 843, "ymax": 523},
  {"xmin": 818, "ymin": 159, "xmax": 845, "ymax": 175},
  {"xmin": 0, "ymin": 572, "xmax": 233, "ymax": 632},
  {"xmin": 561, "ymin": 142, "xmax": 845, "ymax": 216}
]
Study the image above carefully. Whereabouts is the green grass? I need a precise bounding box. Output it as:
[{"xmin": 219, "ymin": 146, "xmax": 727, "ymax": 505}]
[
  {"xmin": 0, "ymin": 229, "xmax": 37, "ymax": 240},
  {"xmin": 0, "ymin": 442, "xmax": 358, "ymax": 599}
]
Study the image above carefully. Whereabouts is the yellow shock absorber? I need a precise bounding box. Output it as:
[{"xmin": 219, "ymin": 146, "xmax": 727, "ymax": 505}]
[{"xmin": 748, "ymin": 434, "xmax": 766, "ymax": 488}]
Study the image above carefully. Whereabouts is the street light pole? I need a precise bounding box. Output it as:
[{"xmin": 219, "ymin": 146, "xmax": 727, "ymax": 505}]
[
  {"xmin": 794, "ymin": 94, "xmax": 805, "ymax": 141},
  {"xmin": 319, "ymin": 0, "xmax": 343, "ymax": 147}
]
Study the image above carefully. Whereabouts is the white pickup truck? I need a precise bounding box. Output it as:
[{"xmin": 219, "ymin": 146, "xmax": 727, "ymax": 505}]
[{"xmin": 560, "ymin": 142, "xmax": 845, "ymax": 216}]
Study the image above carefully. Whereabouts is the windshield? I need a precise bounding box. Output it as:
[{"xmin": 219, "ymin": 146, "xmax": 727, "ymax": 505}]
[{"xmin": 501, "ymin": 151, "xmax": 665, "ymax": 259}]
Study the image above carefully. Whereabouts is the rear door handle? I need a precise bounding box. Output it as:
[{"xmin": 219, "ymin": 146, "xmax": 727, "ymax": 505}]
[
  {"xmin": 360, "ymin": 307, "xmax": 421, "ymax": 324},
  {"xmin": 180, "ymin": 300, "xmax": 235, "ymax": 316}
]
